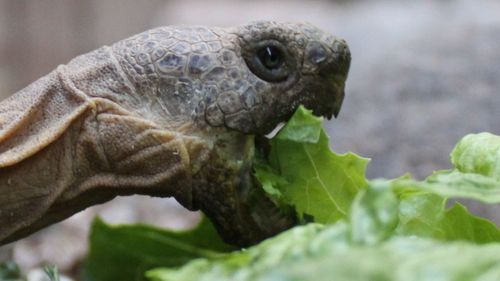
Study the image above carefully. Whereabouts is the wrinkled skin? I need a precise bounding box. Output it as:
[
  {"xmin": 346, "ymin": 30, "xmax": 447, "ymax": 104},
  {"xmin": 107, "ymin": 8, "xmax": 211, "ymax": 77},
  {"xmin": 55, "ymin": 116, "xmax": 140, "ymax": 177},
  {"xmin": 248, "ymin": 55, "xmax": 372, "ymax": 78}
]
[{"xmin": 0, "ymin": 21, "xmax": 350, "ymax": 247}]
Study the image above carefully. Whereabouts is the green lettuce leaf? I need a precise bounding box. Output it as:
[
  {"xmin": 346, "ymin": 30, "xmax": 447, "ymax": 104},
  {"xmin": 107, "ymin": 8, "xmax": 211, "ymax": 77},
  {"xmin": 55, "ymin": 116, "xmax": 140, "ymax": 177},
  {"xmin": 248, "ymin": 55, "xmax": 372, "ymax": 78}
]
[
  {"xmin": 147, "ymin": 177, "xmax": 500, "ymax": 281},
  {"xmin": 387, "ymin": 133, "xmax": 500, "ymax": 204},
  {"xmin": 347, "ymin": 177, "xmax": 500, "ymax": 245},
  {"xmin": 83, "ymin": 217, "xmax": 234, "ymax": 281},
  {"xmin": 385, "ymin": 133, "xmax": 500, "ymax": 243},
  {"xmin": 451, "ymin": 132, "xmax": 500, "ymax": 180},
  {"xmin": 349, "ymin": 181, "xmax": 399, "ymax": 245},
  {"xmin": 255, "ymin": 105, "xmax": 370, "ymax": 223},
  {"xmin": 391, "ymin": 171, "xmax": 500, "ymax": 204},
  {"xmin": 354, "ymin": 179, "xmax": 500, "ymax": 244},
  {"xmin": 147, "ymin": 222, "xmax": 500, "ymax": 281},
  {"xmin": 255, "ymin": 107, "xmax": 500, "ymax": 243},
  {"xmin": 393, "ymin": 181, "xmax": 500, "ymax": 243}
]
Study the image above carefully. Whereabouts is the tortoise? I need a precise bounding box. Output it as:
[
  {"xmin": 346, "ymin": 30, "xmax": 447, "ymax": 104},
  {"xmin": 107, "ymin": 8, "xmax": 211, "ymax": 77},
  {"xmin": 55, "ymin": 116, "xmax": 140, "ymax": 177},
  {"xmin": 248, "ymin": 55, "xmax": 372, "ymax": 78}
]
[{"xmin": 0, "ymin": 21, "xmax": 350, "ymax": 247}]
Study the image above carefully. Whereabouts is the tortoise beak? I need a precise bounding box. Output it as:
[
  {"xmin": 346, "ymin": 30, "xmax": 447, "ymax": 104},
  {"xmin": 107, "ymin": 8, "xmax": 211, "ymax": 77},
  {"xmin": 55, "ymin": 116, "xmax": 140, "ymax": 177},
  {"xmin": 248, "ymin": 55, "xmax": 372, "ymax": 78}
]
[
  {"xmin": 307, "ymin": 75, "xmax": 347, "ymax": 121},
  {"xmin": 332, "ymin": 89, "xmax": 345, "ymax": 119},
  {"xmin": 328, "ymin": 39, "xmax": 350, "ymax": 119},
  {"xmin": 309, "ymin": 39, "xmax": 349, "ymax": 120}
]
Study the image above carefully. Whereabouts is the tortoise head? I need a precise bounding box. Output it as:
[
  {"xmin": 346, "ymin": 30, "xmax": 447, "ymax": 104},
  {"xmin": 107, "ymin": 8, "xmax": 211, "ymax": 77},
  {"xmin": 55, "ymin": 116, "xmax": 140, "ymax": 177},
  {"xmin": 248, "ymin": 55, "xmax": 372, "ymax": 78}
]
[
  {"xmin": 112, "ymin": 21, "xmax": 350, "ymax": 134},
  {"xmin": 201, "ymin": 21, "xmax": 351, "ymax": 134}
]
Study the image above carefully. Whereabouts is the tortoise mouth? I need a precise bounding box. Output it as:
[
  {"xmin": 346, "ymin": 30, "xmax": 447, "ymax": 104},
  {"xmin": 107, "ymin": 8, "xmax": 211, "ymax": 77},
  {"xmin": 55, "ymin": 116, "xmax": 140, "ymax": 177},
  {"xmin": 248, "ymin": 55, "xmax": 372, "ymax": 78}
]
[
  {"xmin": 251, "ymin": 134, "xmax": 297, "ymax": 226},
  {"xmin": 226, "ymin": 134, "xmax": 296, "ymax": 246}
]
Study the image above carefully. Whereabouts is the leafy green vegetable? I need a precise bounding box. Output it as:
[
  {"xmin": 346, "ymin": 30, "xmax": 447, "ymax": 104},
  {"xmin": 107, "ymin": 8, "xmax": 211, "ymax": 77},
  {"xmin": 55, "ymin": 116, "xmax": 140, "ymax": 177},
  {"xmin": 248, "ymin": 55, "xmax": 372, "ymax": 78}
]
[
  {"xmin": 253, "ymin": 162, "xmax": 287, "ymax": 203},
  {"xmin": 392, "ymin": 171, "xmax": 500, "ymax": 204},
  {"xmin": 354, "ymin": 179, "xmax": 500, "ymax": 244},
  {"xmin": 451, "ymin": 132, "xmax": 500, "ymax": 180},
  {"xmin": 148, "ymin": 174, "xmax": 500, "ymax": 281},
  {"xmin": 388, "ymin": 178, "xmax": 500, "ymax": 244},
  {"xmin": 148, "ymin": 219, "xmax": 500, "ymax": 281},
  {"xmin": 274, "ymin": 106, "xmax": 322, "ymax": 143},
  {"xmin": 349, "ymin": 181, "xmax": 399, "ymax": 245},
  {"xmin": 384, "ymin": 133, "xmax": 500, "ymax": 243},
  {"xmin": 384, "ymin": 133, "xmax": 500, "ymax": 204},
  {"xmin": 147, "ymin": 224, "xmax": 328, "ymax": 281},
  {"xmin": 255, "ymin": 105, "xmax": 370, "ymax": 223},
  {"xmin": 84, "ymin": 108, "xmax": 500, "ymax": 281},
  {"xmin": 84, "ymin": 218, "xmax": 234, "ymax": 281}
]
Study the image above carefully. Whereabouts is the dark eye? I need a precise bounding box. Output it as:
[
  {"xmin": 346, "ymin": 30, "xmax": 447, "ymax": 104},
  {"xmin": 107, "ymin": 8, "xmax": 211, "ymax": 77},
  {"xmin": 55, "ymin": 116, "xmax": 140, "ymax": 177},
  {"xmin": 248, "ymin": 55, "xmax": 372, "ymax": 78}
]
[
  {"xmin": 244, "ymin": 40, "xmax": 290, "ymax": 82},
  {"xmin": 257, "ymin": 46, "xmax": 283, "ymax": 70}
]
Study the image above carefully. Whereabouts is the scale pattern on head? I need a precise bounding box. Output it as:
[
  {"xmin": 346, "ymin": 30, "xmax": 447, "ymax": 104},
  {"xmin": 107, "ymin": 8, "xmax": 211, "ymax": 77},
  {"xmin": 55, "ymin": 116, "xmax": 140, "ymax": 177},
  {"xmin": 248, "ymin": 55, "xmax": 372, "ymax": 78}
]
[{"xmin": 112, "ymin": 21, "xmax": 350, "ymax": 134}]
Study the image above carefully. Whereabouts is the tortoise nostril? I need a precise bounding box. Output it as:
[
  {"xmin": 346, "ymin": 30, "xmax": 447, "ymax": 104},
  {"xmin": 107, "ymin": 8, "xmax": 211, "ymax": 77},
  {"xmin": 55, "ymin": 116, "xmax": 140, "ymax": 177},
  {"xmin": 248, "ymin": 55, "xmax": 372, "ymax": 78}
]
[{"xmin": 306, "ymin": 42, "xmax": 328, "ymax": 65}]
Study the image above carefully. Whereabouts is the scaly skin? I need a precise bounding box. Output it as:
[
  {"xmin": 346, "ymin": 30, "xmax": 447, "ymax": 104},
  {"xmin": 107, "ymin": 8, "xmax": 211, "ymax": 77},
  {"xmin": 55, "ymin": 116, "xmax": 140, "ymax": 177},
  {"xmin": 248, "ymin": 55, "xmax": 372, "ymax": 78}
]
[{"xmin": 0, "ymin": 21, "xmax": 350, "ymax": 247}]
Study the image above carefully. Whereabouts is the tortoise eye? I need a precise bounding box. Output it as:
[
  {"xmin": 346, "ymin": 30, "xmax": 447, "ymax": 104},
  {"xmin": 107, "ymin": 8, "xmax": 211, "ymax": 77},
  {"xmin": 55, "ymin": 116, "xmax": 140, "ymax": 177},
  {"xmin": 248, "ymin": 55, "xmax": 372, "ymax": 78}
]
[
  {"xmin": 244, "ymin": 40, "xmax": 290, "ymax": 82},
  {"xmin": 257, "ymin": 46, "xmax": 283, "ymax": 70}
]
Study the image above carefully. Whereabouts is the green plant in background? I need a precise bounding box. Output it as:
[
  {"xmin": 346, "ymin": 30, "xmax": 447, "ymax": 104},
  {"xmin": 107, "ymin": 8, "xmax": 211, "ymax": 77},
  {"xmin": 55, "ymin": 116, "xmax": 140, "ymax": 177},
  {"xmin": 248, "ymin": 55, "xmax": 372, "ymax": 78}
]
[
  {"xmin": 0, "ymin": 262, "xmax": 24, "ymax": 281},
  {"xmin": 84, "ymin": 106, "xmax": 500, "ymax": 281},
  {"xmin": 0, "ymin": 262, "xmax": 62, "ymax": 281},
  {"xmin": 44, "ymin": 266, "xmax": 60, "ymax": 281}
]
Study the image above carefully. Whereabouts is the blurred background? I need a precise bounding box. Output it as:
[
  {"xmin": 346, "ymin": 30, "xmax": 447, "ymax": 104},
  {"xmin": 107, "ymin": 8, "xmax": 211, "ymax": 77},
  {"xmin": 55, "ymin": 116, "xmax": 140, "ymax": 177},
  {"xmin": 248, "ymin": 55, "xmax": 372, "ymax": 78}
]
[{"xmin": 0, "ymin": 0, "xmax": 499, "ymax": 277}]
